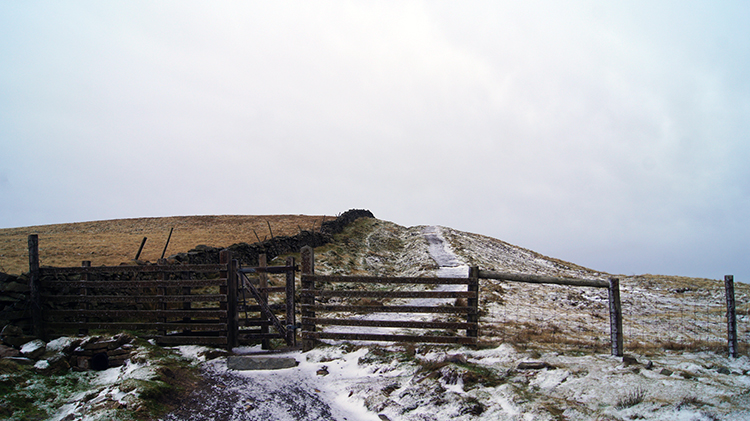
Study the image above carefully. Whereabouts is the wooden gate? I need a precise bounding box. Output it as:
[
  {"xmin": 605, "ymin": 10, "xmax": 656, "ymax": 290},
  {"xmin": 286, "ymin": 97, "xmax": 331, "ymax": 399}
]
[
  {"xmin": 236, "ymin": 256, "xmax": 296, "ymax": 348},
  {"xmin": 297, "ymin": 247, "xmax": 479, "ymax": 350}
]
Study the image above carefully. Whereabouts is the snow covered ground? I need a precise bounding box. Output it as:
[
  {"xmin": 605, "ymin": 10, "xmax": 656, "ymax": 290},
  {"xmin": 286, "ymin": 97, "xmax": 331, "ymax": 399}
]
[
  {"xmin": 162, "ymin": 221, "xmax": 750, "ymax": 421},
  {"xmin": 43, "ymin": 219, "xmax": 750, "ymax": 420}
]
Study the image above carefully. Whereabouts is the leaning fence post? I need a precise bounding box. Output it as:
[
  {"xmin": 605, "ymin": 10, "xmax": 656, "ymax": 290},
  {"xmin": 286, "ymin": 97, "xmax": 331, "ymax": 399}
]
[
  {"xmin": 467, "ymin": 267, "xmax": 480, "ymax": 345},
  {"xmin": 300, "ymin": 246, "xmax": 315, "ymax": 351},
  {"xmin": 28, "ymin": 234, "xmax": 45, "ymax": 340},
  {"xmin": 725, "ymin": 275, "xmax": 738, "ymax": 358},
  {"xmin": 608, "ymin": 277, "xmax": 623, "ymax": 357}
]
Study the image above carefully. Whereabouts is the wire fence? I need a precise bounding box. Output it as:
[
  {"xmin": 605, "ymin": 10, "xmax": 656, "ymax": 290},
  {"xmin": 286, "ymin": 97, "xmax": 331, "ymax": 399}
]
[{"xmin": 482, "ymin": 276, "xmax": 748, "ymax": 356}]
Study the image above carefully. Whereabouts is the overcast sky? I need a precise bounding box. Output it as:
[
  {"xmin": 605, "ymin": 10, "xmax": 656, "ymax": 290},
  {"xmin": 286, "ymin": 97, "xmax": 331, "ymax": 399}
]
[{"xmin": 1, "ymin": 1, "xmax": 748, "ymax": 282}]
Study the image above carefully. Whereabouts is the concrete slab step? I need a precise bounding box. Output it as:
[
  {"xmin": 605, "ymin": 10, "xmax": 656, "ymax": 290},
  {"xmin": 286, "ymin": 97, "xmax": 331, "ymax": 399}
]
[{"xmin": 226, "ymin": 356, "xmax": 298, "ymax": 370}]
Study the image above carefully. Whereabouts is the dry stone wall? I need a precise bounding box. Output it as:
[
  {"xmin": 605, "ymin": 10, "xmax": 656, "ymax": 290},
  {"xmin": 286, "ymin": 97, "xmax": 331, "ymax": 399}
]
[
  {"xmin": 0, "ymin": 208, "xmax": 375, "ymax": 336},
  {"xmin": 171, "ymin": 209, "xmax": 374, "ymax": 266}
]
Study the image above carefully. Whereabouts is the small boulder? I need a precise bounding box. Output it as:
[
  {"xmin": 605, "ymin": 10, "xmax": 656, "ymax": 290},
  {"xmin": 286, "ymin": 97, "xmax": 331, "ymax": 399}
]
[
  {"xmin": 198, "ymin": 349, "xmax": 230, "ymax": 360},
  {"xmin": 34, "ymin": 354, "xmax": 70, "ymax": 375},
  {"xmin": 622, "ymin": 355, "xmax": 639, "ymax": 366},
  {"xmin": 517, "ymin": 361, "xmax": 553, "ymax": 370},
  {"xmin": 20, "ymin": 339, "xmax": 46, "ymax": 360},
  {"xmin": 0, "ymin": 344, "xmax": 21, "ymax": 358},
  {"xmin": 445, "ymin": 354, "xmax": 467, "ymax": 364}
]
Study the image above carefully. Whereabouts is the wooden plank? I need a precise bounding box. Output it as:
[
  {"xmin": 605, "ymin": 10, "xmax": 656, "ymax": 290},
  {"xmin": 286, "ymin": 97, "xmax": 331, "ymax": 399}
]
[
  {"xmin": 47, "ymin": 309, "xmax": 227, "ymax": 318},
  {"xmin": 156, "ymin": 336, "xmax": 228, "ymax": 345},
  {"xmin": 239, "ymin": 272, "xmax": 286, "ymax": 336},
  {"xmin": 238, "ymin": 332, "xmax": 286, "ymax": 340},
  {"xmin": 239, "ymin": 265, "xmax": 297, "ymax": 274},
  {"xmin": 303, "ymin": 317, "xmax": 477, "ymax": 330},
  {"xmin": 478, "ymin": 270, "xmax": 609, "ymax": 288},
  {"xmin": 47, "ymin": 322, "xmax": 226, "ymax": 330},
  {"xmin": 42, "ymin": 294, "xmax": 226, "ymax": 303},
  {"xmin": 261, "ymin": 286, "xmax": 287, "ymax": 293},
  {"xmin": 41, "ymin": 264, "xmax": 228, "ymax": 275},
  {"xmin": 43, "ymin": 279, "xmax": 227, "ymax": 288},
  {"xmin": 303, "ymin": 275, "xmax": 470, "ymax": 285},
  {"xmin": 302, "ymin": 331, "xmax": 477, "ymax": 345},
  {"xmin": 301, "ymin": 304, "xmax": 476, "ymax": 314},
  {"xmin": 301, "ymin": 290, "xmax": 476, "ymax": 299},
  {"xmin": 239, "ymin": 318, "xmax": 273, "ymax": 327},
  {"xmin": 238, "ymin": 304, "xmax": 287, "ymax": 313}
]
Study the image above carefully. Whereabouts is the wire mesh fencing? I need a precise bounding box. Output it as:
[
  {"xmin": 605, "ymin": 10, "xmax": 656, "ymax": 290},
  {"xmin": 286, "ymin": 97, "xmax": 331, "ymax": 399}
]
[{"xmin": 481, "ymin": 274, "xmax": 748, "ymax": 357}]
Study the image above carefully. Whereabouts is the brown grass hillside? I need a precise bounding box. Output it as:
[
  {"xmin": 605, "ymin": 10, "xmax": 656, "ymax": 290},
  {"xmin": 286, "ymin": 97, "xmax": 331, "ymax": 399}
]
[{"xmin": 0, "ymin": 215, "xmax": 330, "ymax": 275}]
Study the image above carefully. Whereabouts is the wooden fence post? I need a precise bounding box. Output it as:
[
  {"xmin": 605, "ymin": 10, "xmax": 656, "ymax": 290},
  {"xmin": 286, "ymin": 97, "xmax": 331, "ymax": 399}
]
[
  {"xmin": 300, "ymin": 246, "xmax": 315, "ymax": 351},
  {"xmin": 608, "ymin": 277, "xmax": 623, "ymax": 357},
  {"xmin": 220, "ymin": 250, "xmax": 238, "ymax": 350},
  {"xmin": 286, "ymin": 256, "xmax": 296, "ymax": 347},
  {"xmin": 725, "ymin": 275, "xmax": 738, "ymax": 358},
  {"xmin": 467, "ymin": 267, "xmax": 480, "ymax": 344},
  {"xmin": 79, "ymin": 261, "xmax": 91, "ymax": 336},
  {"xmin": 228, "ymin": 259, "xmax": 239, "ymax": 350},
  {"xmin": 258, "ymin": 254, "xmax": 270, "ymax": 349},
  {"xmin": 28, "ymin": 235, "xmax": 45, "ymax": 340}
]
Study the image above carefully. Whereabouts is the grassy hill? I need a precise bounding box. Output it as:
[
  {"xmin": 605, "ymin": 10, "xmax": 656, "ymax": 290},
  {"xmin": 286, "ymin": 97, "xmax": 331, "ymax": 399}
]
[
  {"xmin": 2, "ymin": 214, "xmax": 750, "ymax": 420},
  {"xmin": 0, "ymin": 214, "xmax": 329, "ymax": 274}
]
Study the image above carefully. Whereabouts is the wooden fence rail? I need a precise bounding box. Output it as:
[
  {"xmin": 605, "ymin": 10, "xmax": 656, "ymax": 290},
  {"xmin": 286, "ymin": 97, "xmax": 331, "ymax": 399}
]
[
  {"xmin": 36, "ymin": 252, "xmax": 236, "ymax": 347},
  {"xmin": 298, "ymin": 246, "xmax": 479, "ymax": 350}
]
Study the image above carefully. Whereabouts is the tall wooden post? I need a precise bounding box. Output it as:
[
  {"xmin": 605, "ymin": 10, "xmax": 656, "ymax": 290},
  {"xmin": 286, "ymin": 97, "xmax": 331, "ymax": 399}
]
[
  {"xmin": 157, "ymin": 267, "xmax": 167, "ymax": 337},
  {"xmin": 608, "ymin": 277, "xmax": 623, "ymax": 357},
  {"xmin": 285, "ymin": 256, "xmax": 296, "ymax": 347},
  {"xmin": 228, "ymin": 259, "xmax": 239, "ymax": 350},
  {"xmin": 725, "ymin": 275, "xmax": 738, "ymax": 358},
  {"xmin": 79, "ymin": 261, "xmax": 91, "ymax": 336},
  {"xmin": 467, "ymin": 267, "xmax": 480, "ymax": 344},
  {"xmin": 258, "ymin": 254, "xmax": 270, "ymax": 349},
  {"xmin": 28, "ymin": 235, "xmax": 45, "ymax": 340},
  {"xmin": 300, "ymin": 246, "xmax": 315, "ymax": 351},
  {"xmin": 220, "ymin": 250, "xmax": 238, "ymax": 350}
]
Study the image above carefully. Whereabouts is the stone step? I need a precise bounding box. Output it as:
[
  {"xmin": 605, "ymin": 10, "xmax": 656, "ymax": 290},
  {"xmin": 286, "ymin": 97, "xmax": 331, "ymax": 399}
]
[{"xmin": 226, "ymin": 356, "xmax": 298, "ymax": 370}]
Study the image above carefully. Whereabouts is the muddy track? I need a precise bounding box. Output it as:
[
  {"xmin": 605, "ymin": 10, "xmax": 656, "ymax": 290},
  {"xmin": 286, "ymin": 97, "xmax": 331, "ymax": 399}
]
[{"xmin": 160, "ymin": 359, "xmax": 346, "ymax": 421}]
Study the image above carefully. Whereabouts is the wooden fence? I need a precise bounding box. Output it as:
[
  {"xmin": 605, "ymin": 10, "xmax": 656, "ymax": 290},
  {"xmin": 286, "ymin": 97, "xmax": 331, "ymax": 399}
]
[
  {"xmin": 31, "ymin": 246, "xmax": 239, "ymax": 347},
  {"xmin": 28, "ymin": 235, "xmax": 296, "ymax": 350},
  {"xmin": 298, "ymin": 246, "xmax": 479, "ymax": 350}
]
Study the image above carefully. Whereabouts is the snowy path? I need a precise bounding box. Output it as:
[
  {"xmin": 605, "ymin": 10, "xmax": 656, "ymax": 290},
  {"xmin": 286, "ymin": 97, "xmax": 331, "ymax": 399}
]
[
  {"xmin": 161, "ymin": 226, "xmax": 471, "ymax": 421},
  {"xmin": 422, "ymin": 225, "xmax": 468, "ymax": 279},
  {"xmin": 161, "ymin": 353, "xmax": 377, "ymax": 421},
  {"xmin": 324, "ymin": 226, "xmax": 469, "ymax": 334}
]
